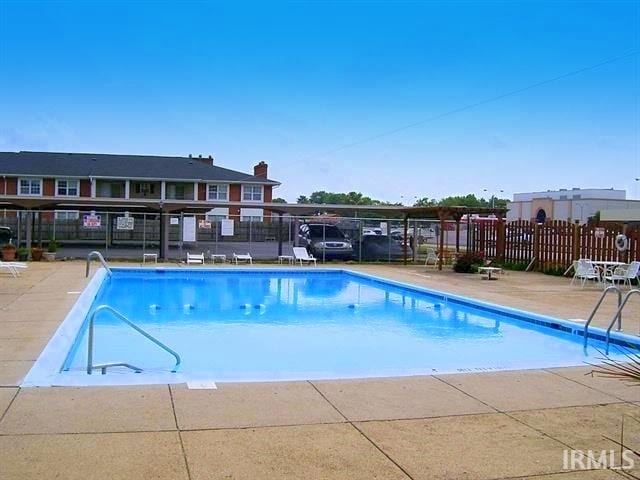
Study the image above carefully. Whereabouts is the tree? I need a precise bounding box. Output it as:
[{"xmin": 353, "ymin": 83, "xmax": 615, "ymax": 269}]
[
  {"xmin": 272, "ymin": 197, "xmax": 287, "ymax": 203},
  {"xmin": 414, "ymin": 197, "xmax": 437, "ymax": 207},
  {"xmin": 414, "ymin": 194, "xmax": 508, "ymax": 209},
  {"xmin": 297, "ymin": 191, "xmax": 383, "ymax": 205}
]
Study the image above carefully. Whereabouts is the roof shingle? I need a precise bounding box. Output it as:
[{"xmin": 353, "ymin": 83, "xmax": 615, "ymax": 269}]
[{"xmin": 0, "ymin": 151, "xmax": 279, "ymax": 184}]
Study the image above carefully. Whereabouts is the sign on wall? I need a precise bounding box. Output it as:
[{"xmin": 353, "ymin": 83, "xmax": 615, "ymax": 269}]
[
  {"xmin": 83, "ymin": 213, "xmax": 101, "ymax": 228},
  {"xmin": 170, "ymin": 217, "xmax": 180, "ymax": 225},
  {"xmin": 116, "ymin": 216, "xmax": 135, "ymax": 230},
  {"xmin": 182, "ymin": 216, "xmax": 196, "ymax": 242},
  {"xmin": 221, "ymin": 219, "xmax": 234, "ymax": 236},
  {"xmin": 198, "ymin": 219, "xmax": 212, "ymax": 230},
  {"xmin": 594, "ymin": 227, "xmax": 605, "ymax": 239}
]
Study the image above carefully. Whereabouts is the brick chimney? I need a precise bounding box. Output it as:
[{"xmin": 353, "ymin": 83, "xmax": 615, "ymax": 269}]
[
  {"xmin": 193, "ymin": 154, "xmax": 214, "ymax": 166},
  {"xmin": 254, "ymin": 161, "xmax": 268, "ymax": 178}
]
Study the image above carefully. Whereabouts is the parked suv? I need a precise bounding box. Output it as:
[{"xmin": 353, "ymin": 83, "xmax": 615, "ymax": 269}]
[
  {"xmin": 298, "ymin": 223, "xmax": 353, "ymax": 260},
  {"xmin": 353, "ymin": 234, "xmax": 411, "ymax": 261}
]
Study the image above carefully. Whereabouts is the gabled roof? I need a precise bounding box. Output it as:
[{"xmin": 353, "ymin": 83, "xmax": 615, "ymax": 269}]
[{"xmin": 0, "ymin": 151, "xmax": 280, "ymax": 185}]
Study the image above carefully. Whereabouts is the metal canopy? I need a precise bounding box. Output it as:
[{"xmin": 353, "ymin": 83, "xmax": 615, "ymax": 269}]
[{"xmin": 0, "ymin": 195, "xmax": 507, "ymax": 219}]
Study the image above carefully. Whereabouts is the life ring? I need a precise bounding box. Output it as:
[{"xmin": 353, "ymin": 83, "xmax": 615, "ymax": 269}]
[{"xmin": 615, "ymin": 234, "xmax": 629, "ymax": 252}]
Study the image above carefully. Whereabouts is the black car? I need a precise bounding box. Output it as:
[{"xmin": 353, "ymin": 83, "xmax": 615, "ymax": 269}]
[
  {"xmin": 298, "ymin": 223, "xmax": 353, "ymax": 260},
  {"xmin": 353, "ymin": 235, "xmax": 411, "ymax": 261},
  {"xmin": 0, "ymin": 226, "xmax": 12, "ymax": 245}
]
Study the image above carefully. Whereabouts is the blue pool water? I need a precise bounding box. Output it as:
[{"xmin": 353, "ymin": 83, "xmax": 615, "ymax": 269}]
[{"xmin": 43, "ymin": 268, "xmax": 632, "ymax": 384}]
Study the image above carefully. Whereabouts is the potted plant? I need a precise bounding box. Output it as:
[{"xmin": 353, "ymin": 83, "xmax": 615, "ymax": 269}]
[
  {"xmin": 43, "ymin": 239, "xmax": 59, "ymax": 262},
  {"xmin": 31, "ymin": 245, "xmax": 44, "ymax": 261},
  {"xmin": 1, "ymin": 243, "xmax": 16, "ymax": 261},
  {"xmin": 17, "ymin": 247, "xmax": 29, "ymax": 261}
]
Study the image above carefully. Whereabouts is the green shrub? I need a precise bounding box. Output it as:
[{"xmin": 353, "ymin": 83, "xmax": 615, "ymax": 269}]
[
  {"xmin": 454, "ymin": 252, "xmax": 485, "ymax": 273},
  {"xmin": 47, "ymin": 239, "xmax": 59, "ymax": 253},
  {"xmin": 502, "ymin": 261, "xmax": 527, "ymax": 271},
  {"xmin": 543, "ymin": 263, "xmax": 566, "ymax": 276}
]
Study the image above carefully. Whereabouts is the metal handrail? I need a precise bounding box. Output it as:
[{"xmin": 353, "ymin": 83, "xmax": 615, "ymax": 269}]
[
  {"xmin": 583, "ymin": 285, "xmax": 622, "ymax": 348},
  {"xmin": 87, "ymin": 305, "xmax": 181, "ymax": 374},
  {"xmin": 605, "ymin": 289, "xmax": 640, "ymax": 354},
  {"xmin": 86, "ymin": 251, "xmax": 112, "ymax": 277}
]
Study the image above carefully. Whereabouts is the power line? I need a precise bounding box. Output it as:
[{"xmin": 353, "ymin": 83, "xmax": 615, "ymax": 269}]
[{"xmin": 302, "ymin": 50, "xmax": 639, "ymax": 160}]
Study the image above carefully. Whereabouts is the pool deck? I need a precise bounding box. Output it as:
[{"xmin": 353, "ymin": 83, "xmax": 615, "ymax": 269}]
[{"xmin": 1, "ymin": 262, "xmax": 639, "ymax": 479}]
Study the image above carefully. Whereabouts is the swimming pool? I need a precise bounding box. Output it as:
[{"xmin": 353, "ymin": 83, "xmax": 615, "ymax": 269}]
[{"xmin": 24, "ymin": 268, "xmax": 638, "ymax": 386}]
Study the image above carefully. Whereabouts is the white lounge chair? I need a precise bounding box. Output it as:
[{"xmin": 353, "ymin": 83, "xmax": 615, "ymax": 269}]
[
  {"xmin": 233, "ymin": 253, "xmax": 253, "ymax": 265},
  {"xmin": 186, "ymin": 252, "xmax": 205, "ymax": 265},
  {"xmin": 424, "ymin": 247, "xmax": 439, "ymax": 269},
  {"xmin": 605, "ymin": 261, "xmax": 640, "ymax": 288},
  {"xmin": 0, "ymin": 261, "xmax": 28, "ymax": 278},
  {"xmin": 571, "ymin": 259, "xmax": 600, "ymax": 288},
  {"xmin": 293, "ymin": 247, "xmax": 317, "ymax": 266}
]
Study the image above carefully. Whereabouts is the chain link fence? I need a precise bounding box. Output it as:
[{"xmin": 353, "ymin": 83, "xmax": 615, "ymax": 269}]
[{"xmin": 0, "ymin": 209, "xmax": 472, "ymax": 264}]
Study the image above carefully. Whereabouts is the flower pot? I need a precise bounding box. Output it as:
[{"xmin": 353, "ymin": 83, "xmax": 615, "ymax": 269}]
[
  {"xmin": 31, "ymin": 247, "xmax": 44, "ymax": 261},
  {"xmin": 1, "ymin": 246, "xmax": 16, "ymax": 261},
  {"xmin": 43, "ymin": 252, "xmax": 56, "ymax": 262}
]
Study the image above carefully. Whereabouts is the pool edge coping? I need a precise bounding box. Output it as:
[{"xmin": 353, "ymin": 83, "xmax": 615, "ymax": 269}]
[{"xmin": 21, "ymin": 266, "xmax": 640, "ymax": 387}]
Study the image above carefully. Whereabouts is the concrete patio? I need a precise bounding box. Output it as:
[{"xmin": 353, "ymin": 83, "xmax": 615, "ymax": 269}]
[{"xmin": 0, "ymin": 262, "xmax": 639, "ymax": 479}]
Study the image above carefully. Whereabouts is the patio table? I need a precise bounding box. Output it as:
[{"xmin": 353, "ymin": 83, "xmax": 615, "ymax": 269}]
[{"xmin": 478, "ymin": 266, "xmax": 502, "ymax": 280}]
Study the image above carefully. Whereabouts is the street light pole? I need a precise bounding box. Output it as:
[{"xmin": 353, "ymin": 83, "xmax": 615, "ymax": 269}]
[{"xmin": 483, "ymin": 188, "xmax": 504, "ymax": 209}]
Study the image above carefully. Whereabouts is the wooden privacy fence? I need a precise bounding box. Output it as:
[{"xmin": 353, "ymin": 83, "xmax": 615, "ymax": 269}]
[{"xmin": 471, "ymin": 220, "xmax": 640, "ymax": 272}]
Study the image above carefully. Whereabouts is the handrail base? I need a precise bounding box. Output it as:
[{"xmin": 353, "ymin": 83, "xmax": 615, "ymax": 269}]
[{"xmin": 88, "ymin": 363, "xmax": 142, "ymax": 375}]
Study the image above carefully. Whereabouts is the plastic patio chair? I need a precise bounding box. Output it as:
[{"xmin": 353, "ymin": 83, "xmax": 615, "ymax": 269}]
[
  {"xmin": 605, "ymin": 261, "xmax": 640, "ymax": 288},
  {"xmin": 293, "ymin": 247, "xmax": 317, "ymax": 266},
  {"xmin": 233, "ymin": 253, "xmax": 253, "ymax": 265},
  {"xmin": 424, "ymin": 247, "xmax": 439, "ymax": 269},
  {"xmin": 570, "ymin": 259, "xmax": 600, "ymax": 288}
]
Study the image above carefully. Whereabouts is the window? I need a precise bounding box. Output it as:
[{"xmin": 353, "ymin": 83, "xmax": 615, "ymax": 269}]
[
  {"xmin": 56, "ymin": 179, "xmax": 79, "ymax": 197},
  {"xmin": 133, "ymin": 182, "xmax": 156, "ymax": 195},
  {"xmin": 207, "ymin": 184, "xmax": 228, "ymax": 201},
  {"xmin": 240, "ymin": 208, "xmax": 263, "ymax": 222},
  {"xmin": 97, "ymin": 181, "xmax": 125, "ymax": 198},
  {"xmin": 166, "ymin": 184, "xmax": 187, "ymax": 200},
  {"xmin": 18, "ymin": 178, "xmax": 42, "ymax": 196},
  {"xmin": 205, "ymin": 207, "xmax": 229, "ymax": 220},
  {"xmin": 55, "ymin": 210, "xmax": 79, "ymax": 220},
  {"xmin": 242, "ymin": 184, "xmax": 263, "ymax": 201}
]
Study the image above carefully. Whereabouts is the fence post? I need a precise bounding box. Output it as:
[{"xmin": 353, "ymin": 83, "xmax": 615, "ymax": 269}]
[
  {"xmin": 25, "ymin": 210, "xmax": 33, "ymax": 259},
  {"xmin": 277, "ymin": 214, "xmax": 283, "ymax": 257},
  {"xmin": 530, "ymin": 222, "xmax": 540, "ymax": 271},
  {"xmin": 403, "ymin": 215, "xmax": 408, "ymax": 265},
  {"xmin": 496, "ymin": 217, "xmax": 505, "ymax": 262},
  {"xmin": 571, "ymin": 221, "xmax": 579, "ymax": 262},
  {"xmin": 438, "ymin": 211, "xmax": 445, "ymax": 270},
  {"xmin": 142, "ymin": 213, "xmax": 146, "ymax": 256}
]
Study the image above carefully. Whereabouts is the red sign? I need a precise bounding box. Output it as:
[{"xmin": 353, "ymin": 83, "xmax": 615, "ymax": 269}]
[{"xmin": 83, "ymin": 214, "xmax": 101, "ymax": 228}]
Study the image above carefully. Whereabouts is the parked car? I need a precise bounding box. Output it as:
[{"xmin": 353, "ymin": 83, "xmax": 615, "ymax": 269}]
[
  {"xmin": 298, "ymin": 223, "xmax": 353, "ymax": 260},
  {"xmin": 0, "ymin": 226, "xmax": 12, "ymax": 245},
  {"xmin": 353, "ymin": 235, "xmax": 412, "ymax": 261},
  {"xmin": 362, "ymin": 227, "xmax": 383, "ymax": 236}
]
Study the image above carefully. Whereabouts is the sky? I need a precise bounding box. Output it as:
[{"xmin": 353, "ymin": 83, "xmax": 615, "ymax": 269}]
[{"xmin": 0, "ymin": 0, "xmax": 639, "ymax": 203}]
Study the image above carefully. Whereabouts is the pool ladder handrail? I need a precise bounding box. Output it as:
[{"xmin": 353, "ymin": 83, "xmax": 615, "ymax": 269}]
[
  {"xmin": 583, "ymin": 285, "xmax": 622, "ymax": 348},
  {"xmin": 87, "ymin": 305, "xmax": 181, "ymax": 375},
  {"xmin": 86, "ymin": 251, "xmax": 112, "ymax": 277},
  {"xmin": 604, "ymin": 288, "xmax": 640, "ymax": 354}
]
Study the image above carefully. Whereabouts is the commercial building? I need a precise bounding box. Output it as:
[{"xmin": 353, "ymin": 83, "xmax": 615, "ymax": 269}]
[{"xmin": 506, "ymin": 188, "xmax": 640, "ymax": 224}]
